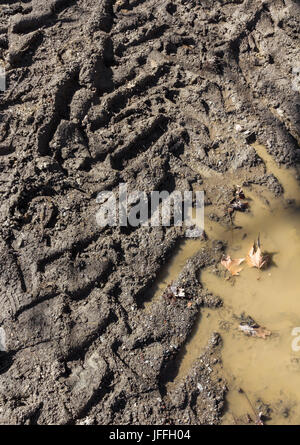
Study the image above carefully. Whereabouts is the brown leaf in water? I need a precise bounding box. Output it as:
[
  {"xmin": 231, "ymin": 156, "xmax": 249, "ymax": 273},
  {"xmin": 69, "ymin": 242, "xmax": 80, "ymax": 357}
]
[
  {"xmin": 221, "ymin": 255, "xmax": 244, "ymax": 276},
  {"xmin": 254, "ymin": 326, "xmax": 271, "ymax": 339},
  {"xmin": 239, "ymin": 323, "xmax": 271, "ymax": 339},
  {"xmin": 246, "ymin": 236, "xmax": 268, "ymax": 269}
]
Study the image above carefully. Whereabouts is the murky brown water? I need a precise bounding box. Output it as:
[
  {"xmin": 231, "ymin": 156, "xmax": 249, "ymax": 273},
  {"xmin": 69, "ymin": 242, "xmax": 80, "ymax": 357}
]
[{"xmin": 153, "ymin": 144, "xmax": 300, "ymax": 424}]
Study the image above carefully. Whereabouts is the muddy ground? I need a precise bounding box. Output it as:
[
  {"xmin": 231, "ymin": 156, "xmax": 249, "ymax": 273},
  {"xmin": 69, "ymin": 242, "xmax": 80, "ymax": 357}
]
[{"xmin": 0, "ymin": 0, "xmax": 299, "ymax": 425}]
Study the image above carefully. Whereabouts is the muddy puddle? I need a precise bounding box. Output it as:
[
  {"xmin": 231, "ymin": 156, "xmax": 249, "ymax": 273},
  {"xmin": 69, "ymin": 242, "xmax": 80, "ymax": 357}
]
[{"xmin": 154, "ymin": 144, "xmax": 300, "ymax": 424}]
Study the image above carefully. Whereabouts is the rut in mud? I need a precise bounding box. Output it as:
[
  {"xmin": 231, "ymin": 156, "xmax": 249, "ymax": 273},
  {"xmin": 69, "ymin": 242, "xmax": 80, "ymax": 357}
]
[{"xmin": 0, "ymin": 0, "xmax": 299, "ymax": 425}]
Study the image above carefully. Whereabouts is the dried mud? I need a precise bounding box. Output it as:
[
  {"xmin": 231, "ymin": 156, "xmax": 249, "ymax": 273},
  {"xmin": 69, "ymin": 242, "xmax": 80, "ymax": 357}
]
[{"xmin": 0, "ymin": 0, "xmax": 299, "ymax": 425}]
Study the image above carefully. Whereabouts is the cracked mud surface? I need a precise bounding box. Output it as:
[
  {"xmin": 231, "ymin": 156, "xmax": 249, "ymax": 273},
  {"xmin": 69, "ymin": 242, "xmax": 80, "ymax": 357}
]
[{"xmin": 0, "ymin": 0, "xmax": 299, "ymax": 425}]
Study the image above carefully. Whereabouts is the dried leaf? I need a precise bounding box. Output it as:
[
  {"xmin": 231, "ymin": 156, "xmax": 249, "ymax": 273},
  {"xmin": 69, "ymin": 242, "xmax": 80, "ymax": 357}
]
[
  {"xmin": 246, "ymin": 236, "xmax": 268, "ymax": 269},
  {"xmin": 221, "ymin": 255, "xmax": 245, "ymax": 276},
  {"xmin": 254, "ymin": 326, "xmax": 272, "ymax": 339},
  {"xmin": 239, "ymin": 323, "xmax": 271, "ymax": 339}
]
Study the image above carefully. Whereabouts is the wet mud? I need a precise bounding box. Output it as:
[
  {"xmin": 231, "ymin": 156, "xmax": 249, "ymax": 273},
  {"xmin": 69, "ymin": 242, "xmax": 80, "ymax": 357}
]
[{"xmin": 0, "ymin": 0, "xmax": 300, "ymax": 425}]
